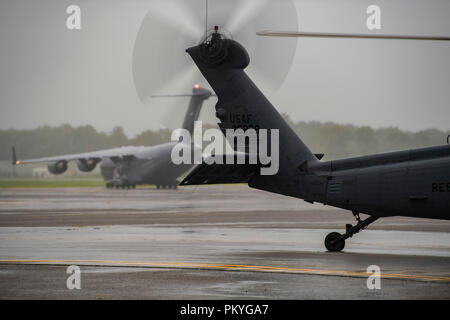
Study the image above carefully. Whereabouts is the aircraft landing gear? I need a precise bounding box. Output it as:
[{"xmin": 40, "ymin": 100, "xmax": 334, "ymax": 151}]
[
  {"xmin": 121, "ymin": 183, "xmax": 136, "ymax": 189},
  {"xmin": 106, "ymin": 181, "xmax": 136, "ymax": 190},
  {"xmin": 324, "ymin": 232, "xmax": 345, "ymax": 252},
  {"xmin": 325, "ymin": 213, "xmax": 379, "ymax": 252},
  {"xmin": 156, "ymin": 184, "xmax": 178, "ymax": 190}
]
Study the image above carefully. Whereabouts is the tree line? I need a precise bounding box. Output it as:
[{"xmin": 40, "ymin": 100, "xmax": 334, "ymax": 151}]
[
  {"xmin": 283, "ymin": 115, "xmax": 449, "ymax": 160},
  {"xmin": 0, "ymin": 120, "xmax": 449, "ymax": 162}
]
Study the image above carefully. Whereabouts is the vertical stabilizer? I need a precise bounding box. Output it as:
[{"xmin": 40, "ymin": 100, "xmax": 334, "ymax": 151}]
[
  {"xmin": 152, "ymin": 86, "xmax": 213, "ymax": 136},
  {"xmin": 182, "ymin": 86, "xmax": 212, "ymax": 135},
  {"xmin": 12, "ymin": 146, "xmax": 18, "ymax": 165},
  {"xmin": 186, "ymin": 33, "xmax": 318, "ymax": 197}
]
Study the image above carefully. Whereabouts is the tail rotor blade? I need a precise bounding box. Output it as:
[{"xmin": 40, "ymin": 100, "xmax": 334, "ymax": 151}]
[
  {"xmin": 133, "ymin": 0, "xmax": 299, "ymax": 103},
  {"xmin": 224, "ymin": 0, "xmax": 271, "ymax": 35},
  {"xmin": 132, "ymin": 1, "xmax": 202, "ymax": 104},
  {"xmin": 132, "ymin": 0, "xmax": 299, "ymax": 128},
  {"xmin": 229, "ymin": 0, "xmax": 299, "ymax": 91},
  {"xmin": 148, "ymin": 64, "xmax": 200, "ymax": 129}
]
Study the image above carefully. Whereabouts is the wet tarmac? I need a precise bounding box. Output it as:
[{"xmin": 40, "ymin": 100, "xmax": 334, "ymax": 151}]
[{"xmin": 0, "ymin": 186, "xmax": 449, "ymax": 299}]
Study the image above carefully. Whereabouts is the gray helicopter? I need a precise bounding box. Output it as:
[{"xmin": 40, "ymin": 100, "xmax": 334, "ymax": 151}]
[
  {"xmin": 12, "ymin": 85, "xmax": 213, "ymax": 189},
  {"xmin": 180, "ymin": 27, "xmax": 450, "ymax": 251}
]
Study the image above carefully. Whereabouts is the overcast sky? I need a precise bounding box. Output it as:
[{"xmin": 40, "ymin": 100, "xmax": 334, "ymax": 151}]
[{"xmin": 1, "ymin": 0, "xmax": 449, "ymax": 137}]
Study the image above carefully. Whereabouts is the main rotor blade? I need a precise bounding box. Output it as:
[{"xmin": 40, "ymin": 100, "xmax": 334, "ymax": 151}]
[
  {"xmin": 152, "ymin": 94, "xmax": 217, "ymax": 98},
  {"xmin": 152, "ymin": 94, "xmax": 199, "ymax": 98},
  {"xmin": 257, "ymin": 31, "xmax": 450, "ymax": 41}
]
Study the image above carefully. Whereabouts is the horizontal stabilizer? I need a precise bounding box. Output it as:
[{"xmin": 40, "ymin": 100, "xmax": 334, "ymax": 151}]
[{"xmin": 180, "ymin": 155, "xmax": 260, "ymax": 186}]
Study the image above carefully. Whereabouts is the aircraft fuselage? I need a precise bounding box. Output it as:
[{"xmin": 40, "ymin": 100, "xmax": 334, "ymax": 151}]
[
  {"xmin": 101, "ymin": 142, "xmax": 196, "ymax": 187},
  {"xmin": 300, "ymin": 145, "xmax": 450, "ymax": 220}
]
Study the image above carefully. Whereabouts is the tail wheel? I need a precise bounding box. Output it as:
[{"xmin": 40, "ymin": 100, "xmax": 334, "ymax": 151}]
[{"xmin": 325, "ymin": 232, "xmax": 345, "ymax": 252}]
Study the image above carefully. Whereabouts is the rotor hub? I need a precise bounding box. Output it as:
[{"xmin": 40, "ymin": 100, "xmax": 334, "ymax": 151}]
[{"xmin": 200, "ymin": 26, "xmax": 231, "ymax": 65}]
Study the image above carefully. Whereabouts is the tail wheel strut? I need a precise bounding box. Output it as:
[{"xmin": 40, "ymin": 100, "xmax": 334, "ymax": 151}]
[{"xmin": 325, "ymin": 215, "xmax": 379, "ymax": 252}]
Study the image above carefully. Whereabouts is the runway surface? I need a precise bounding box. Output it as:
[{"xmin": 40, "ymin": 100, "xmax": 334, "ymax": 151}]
[{"xmin": 0, "ymin": 185, "xmax": 449, "ymax": 299}]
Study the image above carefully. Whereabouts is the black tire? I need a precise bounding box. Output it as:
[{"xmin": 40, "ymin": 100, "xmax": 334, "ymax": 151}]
[{"xmin": 325, "ymin": 232, "xmax": 345, "ymax": 252}]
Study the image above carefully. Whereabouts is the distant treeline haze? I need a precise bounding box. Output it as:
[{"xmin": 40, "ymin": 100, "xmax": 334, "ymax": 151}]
[{"xmin": 1, "ymin": 117, "xmax": 449, "ymax": 162}]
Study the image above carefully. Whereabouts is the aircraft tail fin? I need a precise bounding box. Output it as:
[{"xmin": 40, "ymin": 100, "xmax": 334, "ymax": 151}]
[
  {"xmin": 181, "ymin": 86, "xmax": 213, "ymax": 135},
  {"xmin": 186, "ymin": 36, "xmax": 318, "ymax": 197},
  {"xmin": 12, "ymin": 146, "xmax": 18, "ymax": 165},
  {"xmin": 152, "ymin": 85, "xmax": 214, "ymax": 136}
]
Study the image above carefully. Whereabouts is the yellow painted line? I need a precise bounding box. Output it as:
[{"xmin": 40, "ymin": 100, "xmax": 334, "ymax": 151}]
[{"xmin": 0, "ymin": 259, "xmax": 449, "ymax": 282}]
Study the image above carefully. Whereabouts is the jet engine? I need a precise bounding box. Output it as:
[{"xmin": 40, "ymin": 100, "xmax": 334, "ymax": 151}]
[
  {"xmin": 77, "ymin": 159, "xmax": 98, "ymax": 172},
  {"xmin": 100, "ymin": 158, "xmax": 115, "ymax": 181},
  {"xmin": 47, "ymin": 160, "xmax": 68, "ymax": 175}
]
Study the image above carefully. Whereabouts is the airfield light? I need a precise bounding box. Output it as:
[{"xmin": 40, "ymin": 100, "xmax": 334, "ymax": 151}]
[{"xmin": 194, "ymin": 84, "xmax": 200, "ymax": 89}]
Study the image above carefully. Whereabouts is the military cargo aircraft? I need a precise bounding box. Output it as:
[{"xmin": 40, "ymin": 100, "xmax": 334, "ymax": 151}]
[
  {"xmin": 12, "ymin": 85, "xmax": 213, "ymax": 189},
  {"xmin": 180, "ymin": 28, "xmax": 450, "ymax": 251}
]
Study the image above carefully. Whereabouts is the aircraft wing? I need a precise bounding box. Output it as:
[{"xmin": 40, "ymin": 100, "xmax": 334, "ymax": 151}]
[
  {"xmin": 180, "ymin": 154, "xmax": 260, "ymax": 186},
  {"xmin": 12, "ymin": 146, "xmax": 141, "ymax": 165}
]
